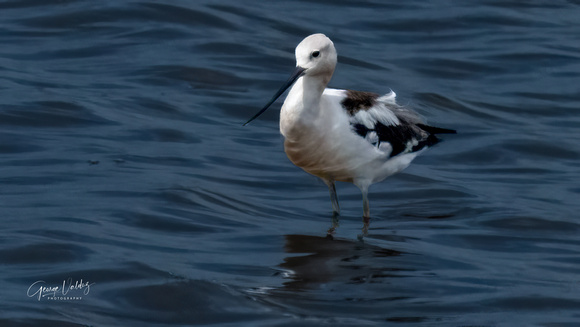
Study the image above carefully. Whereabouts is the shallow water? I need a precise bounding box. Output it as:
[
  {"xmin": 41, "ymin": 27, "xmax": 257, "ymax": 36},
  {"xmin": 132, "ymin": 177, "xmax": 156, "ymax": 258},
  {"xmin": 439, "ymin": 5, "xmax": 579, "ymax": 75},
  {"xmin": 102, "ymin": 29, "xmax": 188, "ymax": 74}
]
[{"xmin": 1, "ymin": 0, "xmax": 580, "ymax": 326}]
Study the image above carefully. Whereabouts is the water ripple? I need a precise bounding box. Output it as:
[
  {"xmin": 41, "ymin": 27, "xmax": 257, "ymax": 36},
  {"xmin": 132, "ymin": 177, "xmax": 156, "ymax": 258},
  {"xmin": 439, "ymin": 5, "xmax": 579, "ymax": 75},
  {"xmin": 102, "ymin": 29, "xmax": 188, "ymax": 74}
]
[{"xmin": 1, "ymin": 0, "xmax": 580, "ymax": 326}]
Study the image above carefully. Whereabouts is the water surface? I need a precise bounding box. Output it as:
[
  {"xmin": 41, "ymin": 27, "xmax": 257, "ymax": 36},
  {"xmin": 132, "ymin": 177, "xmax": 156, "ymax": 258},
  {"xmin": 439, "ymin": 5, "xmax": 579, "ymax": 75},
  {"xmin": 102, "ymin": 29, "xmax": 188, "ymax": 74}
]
[{"xmin": 1, "ymin": 0, "xmax": 580, "ymax": 326}]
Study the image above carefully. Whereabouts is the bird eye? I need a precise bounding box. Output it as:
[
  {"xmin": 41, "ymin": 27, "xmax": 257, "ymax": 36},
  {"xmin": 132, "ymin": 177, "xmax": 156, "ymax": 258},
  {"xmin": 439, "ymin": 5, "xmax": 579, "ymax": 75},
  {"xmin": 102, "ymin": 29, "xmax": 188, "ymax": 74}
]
[{"xmin": 311, "ymin": 50, "xmax": 320, "ymax": 58}]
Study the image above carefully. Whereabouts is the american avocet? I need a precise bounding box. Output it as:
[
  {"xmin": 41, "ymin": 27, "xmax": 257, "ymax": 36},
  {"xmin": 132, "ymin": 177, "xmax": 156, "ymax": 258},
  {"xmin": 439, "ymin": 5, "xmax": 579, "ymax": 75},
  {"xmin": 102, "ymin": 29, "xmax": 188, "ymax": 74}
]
[{"xmin": 245, "ymin": 33, "xmax": 455, "ymax": 225}]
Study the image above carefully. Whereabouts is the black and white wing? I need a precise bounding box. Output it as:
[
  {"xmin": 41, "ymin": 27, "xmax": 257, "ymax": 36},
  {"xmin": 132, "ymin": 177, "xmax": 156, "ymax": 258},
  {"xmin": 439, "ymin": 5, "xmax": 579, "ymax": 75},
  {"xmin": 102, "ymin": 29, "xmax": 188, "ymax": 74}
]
[{"xmin": 340, "ymin": 89, "xmax": 456, "ymax": 158}]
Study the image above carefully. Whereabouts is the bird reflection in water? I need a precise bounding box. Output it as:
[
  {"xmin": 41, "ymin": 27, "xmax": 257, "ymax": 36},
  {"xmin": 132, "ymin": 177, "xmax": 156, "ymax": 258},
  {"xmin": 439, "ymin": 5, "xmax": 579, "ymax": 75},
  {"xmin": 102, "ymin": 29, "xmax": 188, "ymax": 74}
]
[{"xmin": 279, "ymin": 234, "xmax": 402, "ymax": 290}]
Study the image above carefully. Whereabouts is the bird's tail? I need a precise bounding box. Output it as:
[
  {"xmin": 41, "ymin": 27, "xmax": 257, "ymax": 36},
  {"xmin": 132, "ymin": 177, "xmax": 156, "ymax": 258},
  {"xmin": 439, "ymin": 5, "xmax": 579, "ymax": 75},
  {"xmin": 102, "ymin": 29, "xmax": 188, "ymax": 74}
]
[{"xmin": 417, "ymin": 124, "xmax": 457, "ymax": 135}]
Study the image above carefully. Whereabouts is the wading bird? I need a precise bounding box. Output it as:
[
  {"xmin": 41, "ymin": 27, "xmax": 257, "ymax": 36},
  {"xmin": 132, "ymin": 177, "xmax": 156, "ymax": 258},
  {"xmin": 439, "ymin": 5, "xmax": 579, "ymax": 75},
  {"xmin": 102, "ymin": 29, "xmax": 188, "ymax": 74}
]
[{"xmin": 245, "ymin": 34, "xmax": 455, "ymax": 231}]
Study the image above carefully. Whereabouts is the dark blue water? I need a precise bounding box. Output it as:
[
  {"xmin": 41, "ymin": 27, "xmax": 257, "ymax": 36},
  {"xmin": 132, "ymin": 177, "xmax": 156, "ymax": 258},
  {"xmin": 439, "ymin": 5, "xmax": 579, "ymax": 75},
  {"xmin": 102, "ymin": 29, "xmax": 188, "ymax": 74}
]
[{"xmin": 1, "ymin": 1, "xmax": 580, "ymax": 326}]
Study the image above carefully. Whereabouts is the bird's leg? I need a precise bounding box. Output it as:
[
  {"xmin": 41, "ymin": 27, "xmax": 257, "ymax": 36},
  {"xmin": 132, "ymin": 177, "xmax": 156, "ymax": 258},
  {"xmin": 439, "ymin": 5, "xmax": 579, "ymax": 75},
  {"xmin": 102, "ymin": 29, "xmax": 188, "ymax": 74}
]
[
  {"xmin": 327, "ymin": 214, "xmax": 340, "ymax": 239},
  {"xmin": 361, "ymin": 185, "xmax": 370, "ymax": 220},
  {"xmin": 354, "ymin": 180, "xmax": 372, "ymax": 238},
  {"xmin": 325, "ymin": 180, "xmax": 340, "ymax": 216},
  {"xmin": 360, "ymin": 184, "xmax": 370, "ymax": 238},
  {"xmin": 324, "ymin": 179, "xmax": 340, "ymax": 238},
  {"xmin": 361, "ymin": 215, "xmax": 370, "ymax": 238}
]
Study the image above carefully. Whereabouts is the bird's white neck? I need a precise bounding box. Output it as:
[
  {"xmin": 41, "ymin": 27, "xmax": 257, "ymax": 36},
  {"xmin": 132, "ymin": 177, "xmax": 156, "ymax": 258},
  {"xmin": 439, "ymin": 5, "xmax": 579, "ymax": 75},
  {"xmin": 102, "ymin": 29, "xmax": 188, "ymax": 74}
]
[{"xmin": 280, "ymin": 75, "xmax": 329, "ymax": 140}]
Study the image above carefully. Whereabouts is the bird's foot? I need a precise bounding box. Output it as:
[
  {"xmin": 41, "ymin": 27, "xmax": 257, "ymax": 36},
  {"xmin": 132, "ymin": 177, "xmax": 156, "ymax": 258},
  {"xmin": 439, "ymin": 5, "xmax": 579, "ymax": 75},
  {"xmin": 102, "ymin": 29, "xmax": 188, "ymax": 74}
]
[
  {"xmin": 357, "ymin": 216, "xmax": 370, "ymax": 241},
  {"xmin": 326, "ymin": 213, "xmax": 340, "ymax": 239}
]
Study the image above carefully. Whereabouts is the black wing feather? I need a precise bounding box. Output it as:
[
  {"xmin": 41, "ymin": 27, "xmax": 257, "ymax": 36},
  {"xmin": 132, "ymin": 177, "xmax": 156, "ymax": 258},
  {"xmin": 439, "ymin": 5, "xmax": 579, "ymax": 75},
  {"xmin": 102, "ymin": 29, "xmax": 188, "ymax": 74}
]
[
  {"xmin": 353, "ymin": 121, "xmax": 455, "ymax": 158},
  {"xmin": 416, "ymin": 124, "xmax": 457, "ymax": 135},
  {"xmin": 342, "ymin": 89, "xmax": 456, "ymax": 157}
]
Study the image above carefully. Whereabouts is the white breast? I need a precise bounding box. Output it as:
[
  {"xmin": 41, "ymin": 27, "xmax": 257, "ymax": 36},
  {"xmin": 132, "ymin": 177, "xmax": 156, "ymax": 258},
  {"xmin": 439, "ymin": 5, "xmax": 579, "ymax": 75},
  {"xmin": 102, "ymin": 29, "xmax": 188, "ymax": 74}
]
[{"xmin": 282, "ymin": 88, "xmax": 391, "ymax": 182}]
